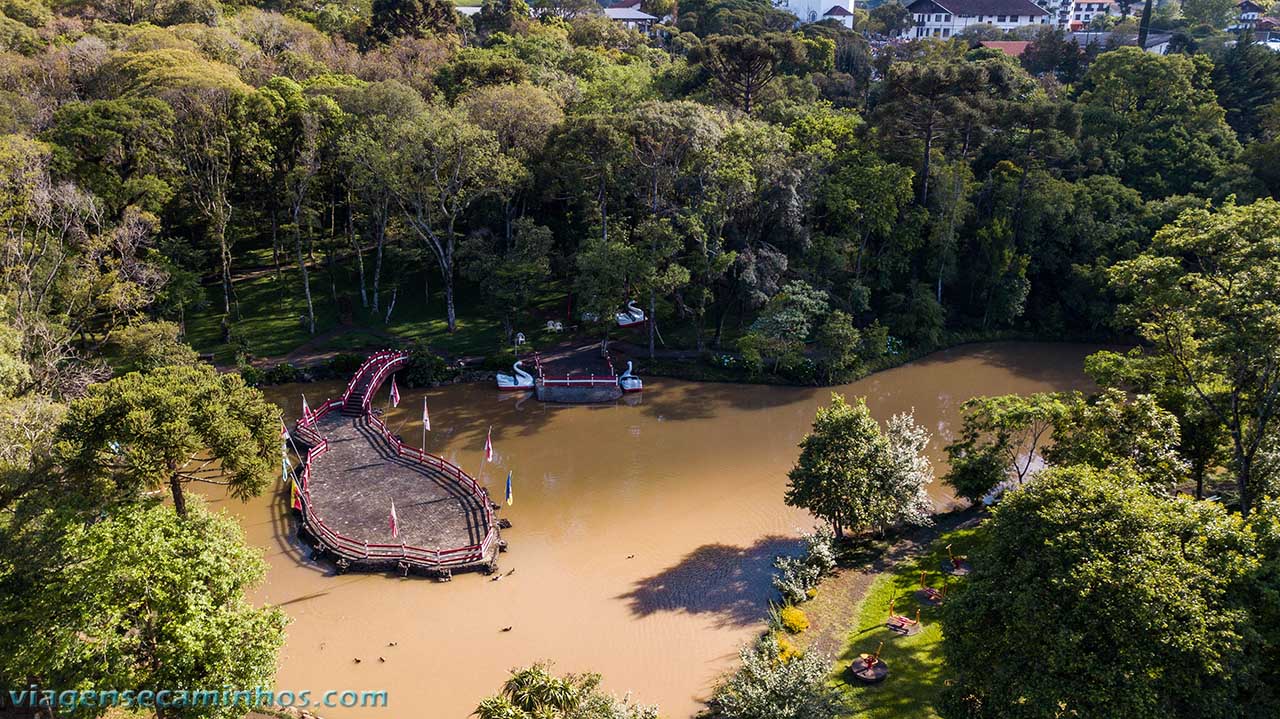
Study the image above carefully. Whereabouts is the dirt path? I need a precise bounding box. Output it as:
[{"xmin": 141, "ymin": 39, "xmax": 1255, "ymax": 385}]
[
  {"xmin": 276, "ymin": 325, "xmax": 399, "ymax": 368},
  {"xmin": 798, "ymin": 509, "xmax": 982, "ymax": 659}
]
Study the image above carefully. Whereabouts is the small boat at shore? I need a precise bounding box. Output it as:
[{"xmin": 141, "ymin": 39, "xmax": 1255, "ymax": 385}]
[
  {"xmin": 618, "ymin": 362, "xmax": 643, "ymax": 393},
  {"xmin": 496, "ymin": 361, "xmax": 534, "ymax": 391},
  {"xmin": 615, "ymin": 300, "xmax": 646, "ymax": 328}
]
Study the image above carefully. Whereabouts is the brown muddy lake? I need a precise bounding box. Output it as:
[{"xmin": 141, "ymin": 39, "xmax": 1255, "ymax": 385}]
[{"xmin": 200, "ymin": 342, "xmax": 1101, "ymax": 718}]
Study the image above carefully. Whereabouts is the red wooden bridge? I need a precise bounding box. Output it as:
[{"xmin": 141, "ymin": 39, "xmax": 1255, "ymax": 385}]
[{"xmin": 291, "ymin": 350, "xmax": 503, "ymax": 579}]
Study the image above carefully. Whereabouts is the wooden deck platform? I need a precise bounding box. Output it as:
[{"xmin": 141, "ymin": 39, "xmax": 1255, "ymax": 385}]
[
  {"xmin": 308, "ymin": 413, "xmax": 488, "ymax": 548},
  {"xmin": 292, "ymin": 351, "xmax": 502, "ymax": 578}
]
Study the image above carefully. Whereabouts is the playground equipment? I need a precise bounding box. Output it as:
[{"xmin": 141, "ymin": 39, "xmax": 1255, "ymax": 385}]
[
  {"xmin": 916, "ymin": 570, "xmax": 946, "ymax": 606},
  {"xmin": 849, "ymin": 641, "xmax": 889, "ymax": 684},
  {"xmin": 886, "ymin": 599, "xmax": 922, "ymax": 637},
  {"xmin": 942, "ymin": 543, "xmax": 971, "ymax": 576}
]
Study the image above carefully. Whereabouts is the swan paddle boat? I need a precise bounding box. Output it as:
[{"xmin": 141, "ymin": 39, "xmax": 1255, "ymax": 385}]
[
  {"xmin": 618, "ymin": 361, "xmax": 643, "ymax": 393},
  {"xmin": 496, "ymin": 360, "xmax": 534, "ymax": 392},
  {"xmin": 615, "ymin": 300, "xmax": 646, "ymax": 328}
]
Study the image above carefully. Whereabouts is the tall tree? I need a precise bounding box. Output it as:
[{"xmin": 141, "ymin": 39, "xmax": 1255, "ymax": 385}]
[
  {"xmin": 1108, "ymin": 198, "xmax": 1280, "ymax": 515},
  {"xmin": 55, "ymin": 364, "xmax": 281, "ymax": 517},
  {"xmin": 944, "ymin": 393, "xmax": 1066, "ymax": 503},
  {"xmin": 942, "ymin": 466, "xmax": 1268, "ymax": 719},
  {"xmin": 390, "ymin": 105, "xmax": 521, "ymax": 332},
  {"xmin": 1, "ymin": 500, "xmax": 287, "ymax": 719},
  {"xmin": 786, "ymin": 394, "xmax": 928, "ymax": 536},
  {"xmin": 1078, "ymin": 47, "xmax": 1240, "ymax": 197}
]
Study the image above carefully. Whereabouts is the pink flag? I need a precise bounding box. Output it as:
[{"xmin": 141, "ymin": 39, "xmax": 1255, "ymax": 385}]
[
  {"xmin": 389, "ymin": 499, "xmax": 399, "ymax": 539},
  {"xmin": 390, "ymin": 376, "xmax": 401, "ymax": 408},
  {"xmin": 422, "ymin": 398, "xmax": 431, "ymax": 431},
  {"xmin": 484, "ymin": 426, "xmax": 494, "ymax": 462}
]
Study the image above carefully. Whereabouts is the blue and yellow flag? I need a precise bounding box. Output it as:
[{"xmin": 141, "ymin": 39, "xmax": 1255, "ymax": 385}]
[{"xmin": 505, "ymin": 471, "xmax": 513, "ymax": 506}]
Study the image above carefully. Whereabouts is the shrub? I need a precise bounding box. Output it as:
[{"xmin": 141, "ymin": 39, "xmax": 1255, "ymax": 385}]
[
  {"xmin": 238, "ymin": 362, "xmax": 264, "ymax": 387},
  {"xmin": 774, "ymin": 633, "xmax": 801, "ymax": 662},
  {"xmin": 779, "ymin": 606, "xmax": 809, "ymax": 634},
  {"xmin": 711, "ymin": 636, "xmax": 844, "ymax": 719},
  {"xmin": 326, "ymin": 352, "xmax": 364, "ymax": 375},
  {"xmin": 402, "ymin": 343, "xmax": 458, "ymax": 387},
  {"xmin": 263, "ymin": 363, "xmax": 302, "ymax": 385},
  {"xmin": 772, "ymin": 526, "xmax": 838, "ymax": 604}
]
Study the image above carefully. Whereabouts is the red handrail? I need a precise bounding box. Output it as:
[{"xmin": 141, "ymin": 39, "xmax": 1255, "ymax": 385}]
[{"xmin": 292, "ymin": 389, "xmax": 497, "ymax": 569}]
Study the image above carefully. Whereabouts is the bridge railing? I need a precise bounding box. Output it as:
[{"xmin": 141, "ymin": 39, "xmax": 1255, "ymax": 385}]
[
  {"xmin": 293, "ymin": 378, "xmax": 498, "ymax": 569},
  {"xmin": 357, "ymin": 353, "xmax": 410, "ymax": 412},
  {"xmin": 340, "ymin": 349, "xmax": 402, "ymax": 405},
  {"xmin": 539, "ymin": 375, "xmax": 618, "ymax": 387}
]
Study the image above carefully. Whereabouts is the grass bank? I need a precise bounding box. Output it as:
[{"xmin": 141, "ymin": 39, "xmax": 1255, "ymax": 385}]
[{"xmin": 828, "ymin": 526, "xmax": 983, "ymax": 719}]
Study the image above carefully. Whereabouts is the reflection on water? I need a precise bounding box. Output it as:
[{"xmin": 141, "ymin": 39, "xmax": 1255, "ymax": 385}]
[{"xmin": 198, "ymin": 342, "xmax": 1100, "ymax": 719}]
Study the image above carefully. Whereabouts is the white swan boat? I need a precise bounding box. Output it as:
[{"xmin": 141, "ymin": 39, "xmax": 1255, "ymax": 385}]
[
  {"xmin": 496, "ymin": 360, "xmax": 534, "ymax": 392},
  {"xmin": 616, "ymin": 300, "xmax": 646, "ymax": 328},
  {"xmin": 618, "ymin": 361, "xmax": 643, "ymax": 393}
]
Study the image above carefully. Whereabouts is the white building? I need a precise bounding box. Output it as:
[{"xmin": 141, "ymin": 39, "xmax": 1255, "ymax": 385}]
[
  {"xmin": 1068, "ymin": 0, "xmax": 1119, "ymax": 28},
  {"xmin": 603, "ymin": 6, "xmax": 658, "ymax": 30},
  {"xmin": 778, "ymin": 0, "xmax": 857, "ymax": 28},
  {"xmin": 902, "ymin": 0, "xmax": 1049, "ymax": 38}
]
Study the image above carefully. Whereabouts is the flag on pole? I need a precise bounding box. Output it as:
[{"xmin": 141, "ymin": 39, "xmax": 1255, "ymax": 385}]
[
  {"xmin": 290, "ymin": 480, "xmax": 302, "ymax": 511},
  {"xmin": 422, "ymin": 398, "xmax": 431, "ymax": 431},
  {"xmin": 390, "ymin": 376, "xmax": 401, "ymax": 408},
  {"xmin": 484, "ymin": 426, "xmax": 494, "ymax": 462},
  {"xmin": 505, "ymin": 470, "xmax": 513, "ymax": 506},
  {"xmin": 389, "ymin": 499, "xmax": 399, "ymax": 539},
  {"xmin": 282, "ymin": 452, "xmax": 292, "ymax": 483},
  {"xmin": 280, "ymin": 418, "xmax": 290, "ymax": 440},
  {"xmin": 301, "ymin": 394, "xmax": 312, "ymax": 422}
]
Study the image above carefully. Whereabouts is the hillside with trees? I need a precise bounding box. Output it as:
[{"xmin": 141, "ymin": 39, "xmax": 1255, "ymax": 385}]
[{"xmin": 2, "ymin": 0, "xmax": 1280, "ymax": 716}]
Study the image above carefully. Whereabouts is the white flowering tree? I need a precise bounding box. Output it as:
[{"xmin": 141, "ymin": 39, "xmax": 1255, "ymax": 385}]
[{"xmin": 883, "ymin": 410, "xmax": 936, "ymax": 528}]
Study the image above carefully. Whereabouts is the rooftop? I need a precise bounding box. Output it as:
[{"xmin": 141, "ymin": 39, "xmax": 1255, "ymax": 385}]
[
  {"xmin": 604, "ymin": 6, "xmax": 657, "ymax": 19},
  {"xmin": 979, "ymin": 40, "xmax": 1032, "ymax": 55},
  {"xmin": 909, "ymin": 0, "xmax": 1048, "ymax": 15}
]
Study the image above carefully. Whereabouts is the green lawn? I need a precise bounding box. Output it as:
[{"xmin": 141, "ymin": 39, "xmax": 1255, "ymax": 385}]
[
  {"xmin": 185, "ymin": 255, "xmax": 573, "ymax": 364},
  {"xmin": 832, "ymin": 527, "xmax": 982, "ymax": 719}
]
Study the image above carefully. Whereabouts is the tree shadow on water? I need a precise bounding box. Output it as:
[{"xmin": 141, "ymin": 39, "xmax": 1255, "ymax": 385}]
[{"xmin": 617, "ymin": 536, "xmax": 804, "ymax": 628}]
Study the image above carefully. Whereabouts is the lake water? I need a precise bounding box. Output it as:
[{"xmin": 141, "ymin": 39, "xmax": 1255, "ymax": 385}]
[{"xmin": 200, "ymin": 342, "xmax": 1100, "ymax": 718}]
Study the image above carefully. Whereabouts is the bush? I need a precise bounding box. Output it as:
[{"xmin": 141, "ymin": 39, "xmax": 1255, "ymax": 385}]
[
  {"xmin": 774, "ymin": 633, "xmax": 801, "ymax": 662},
  {"xmin": 945, "ymin": 445, "xmax": 1007, "ymax": 504},
  {"xmin": 711, "ymin": 636, "xmax": 844, "ymax": 719},
  {"xmin": 772, "ymin": 526, "xmax": 838, "ymax": 604},
  {"xmin": 238, "ymin": 363, "xmax": 264, "ymax": 387},
  {"xmin": 779, "ymin": 606, "xmax": 809, "ymax": 634},
  {"xmin": 263, "ymin": 363, "xmax": 302, "ymax": 385},
  {"xmin": 326, "ymin": 352, "xmax": 364, "ymax": 375},
  {"xmin": 401, "ymin": 343, "xmax": 459, "ymax": 387}
]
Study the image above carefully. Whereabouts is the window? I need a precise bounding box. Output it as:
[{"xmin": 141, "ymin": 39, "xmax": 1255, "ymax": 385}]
[
  {"xmin": 933, "ymin": 27, "xmax": 941, "ymax": 34},
  {"xmin": 942, "ymin": 27, "xmax": 951, "ymax": 35},
  {"xmin": 997, "ymin": 14, "xmax": 1007, "ymax": 21},
  {"xmin": 944, "ymin": 13, "xmax": 952, "ymax": 20},
  {"xmin": 1074, "ymin": 12, "xmax": 1081, "ymax": 18},
  {"xmin": 935, "ymin": 13, "xmax": 944, "ymax": 20}
]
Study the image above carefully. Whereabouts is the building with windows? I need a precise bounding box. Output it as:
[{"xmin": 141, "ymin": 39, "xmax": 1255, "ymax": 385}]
[
  {"xmin": 902, "ymin": 0, "xmax": 1049, "ymax": 38},
  {"xmin": 1068, "ymin": 0, "xmax": 1119, "ymax": 28},
  {"xmin": 777, "ymin": 0, "xmax": 857, "ymax": 27}
]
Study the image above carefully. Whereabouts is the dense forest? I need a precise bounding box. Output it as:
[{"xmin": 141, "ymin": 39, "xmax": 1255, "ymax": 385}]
[
  {"xmin": 3, "ymin": 0, "xmax": 1279, "ymax": 389},
  {"xmin": 3, "ymin": 0, "xmax": 1280, "ymax": 716}
]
